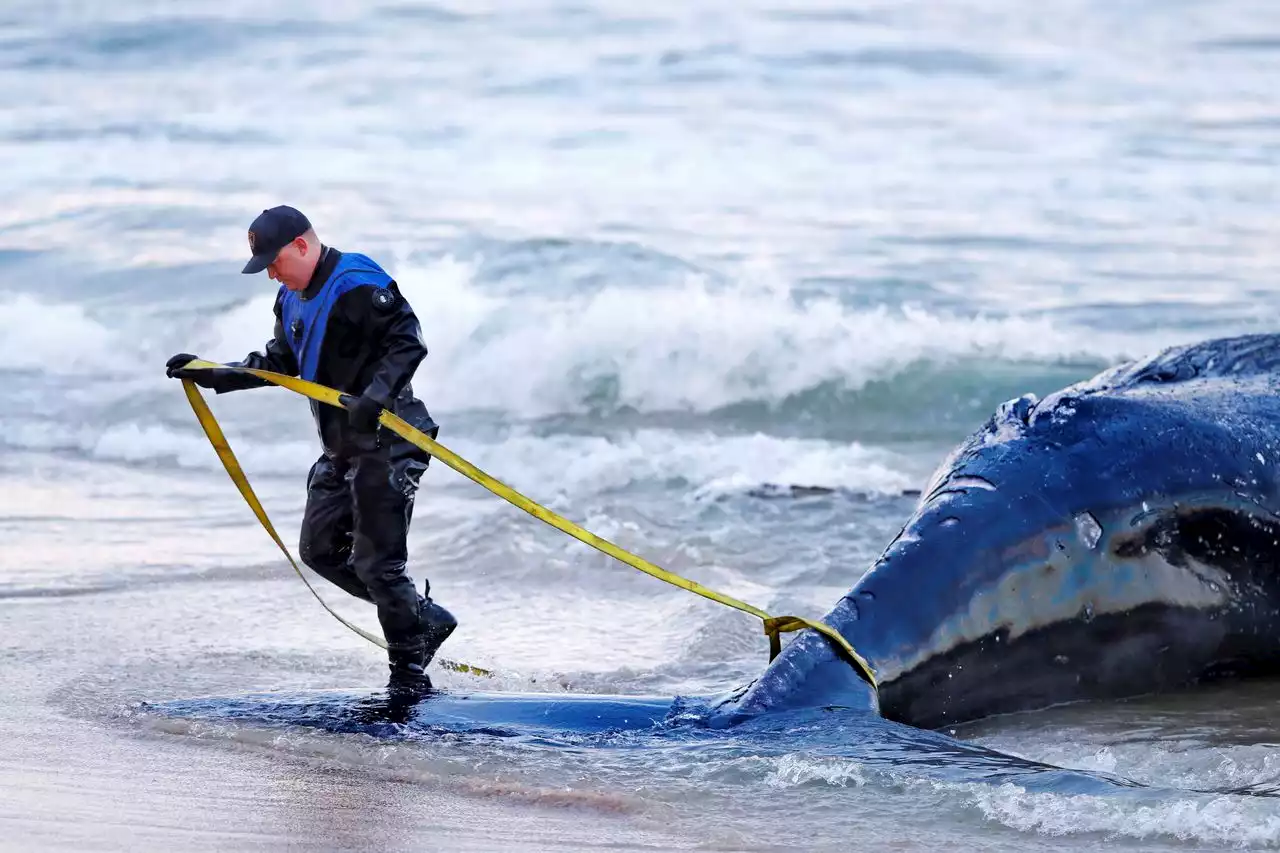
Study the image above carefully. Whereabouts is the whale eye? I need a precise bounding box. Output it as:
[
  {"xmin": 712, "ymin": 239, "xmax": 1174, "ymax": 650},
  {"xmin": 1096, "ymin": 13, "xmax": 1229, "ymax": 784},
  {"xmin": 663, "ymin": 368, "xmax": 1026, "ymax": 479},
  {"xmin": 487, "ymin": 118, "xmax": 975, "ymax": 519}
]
[{"xmin": 1074, "ymin": 511, "xmax": 1102, "ymax": 550}]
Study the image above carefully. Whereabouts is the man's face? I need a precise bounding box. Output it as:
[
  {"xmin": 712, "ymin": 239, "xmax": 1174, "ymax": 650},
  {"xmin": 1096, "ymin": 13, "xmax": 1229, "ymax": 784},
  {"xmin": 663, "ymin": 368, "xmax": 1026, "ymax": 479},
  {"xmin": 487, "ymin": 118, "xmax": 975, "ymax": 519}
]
[{"xmin": 267, "ymin": 237, "xmax": 312, "ymax": 291}]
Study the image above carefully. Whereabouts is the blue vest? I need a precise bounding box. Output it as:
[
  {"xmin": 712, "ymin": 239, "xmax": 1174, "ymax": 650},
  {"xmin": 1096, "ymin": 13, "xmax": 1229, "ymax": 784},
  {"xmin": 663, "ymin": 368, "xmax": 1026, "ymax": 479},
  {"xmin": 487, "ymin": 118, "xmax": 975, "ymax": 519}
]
[{"xmin": 278, "ymin": 252, "xmax": 394, "ymax": 382}]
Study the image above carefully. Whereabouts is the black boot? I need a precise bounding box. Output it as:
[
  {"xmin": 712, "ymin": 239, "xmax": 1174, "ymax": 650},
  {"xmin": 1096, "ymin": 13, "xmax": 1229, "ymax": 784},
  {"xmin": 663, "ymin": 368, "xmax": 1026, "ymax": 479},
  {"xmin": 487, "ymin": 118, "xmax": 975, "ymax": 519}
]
[
  {"xmin": 420, "ymin": 596, "xmax": 457, "ymax": 669},
  {"xmin": 386, "ymin": 641, "xmax": 432, "ymax": 697}
]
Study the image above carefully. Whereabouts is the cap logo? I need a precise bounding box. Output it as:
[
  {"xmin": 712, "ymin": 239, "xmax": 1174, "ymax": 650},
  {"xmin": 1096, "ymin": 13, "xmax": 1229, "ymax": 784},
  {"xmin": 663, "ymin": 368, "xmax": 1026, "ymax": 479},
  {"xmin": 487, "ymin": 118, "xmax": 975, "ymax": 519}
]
[{"xmin": 248, "ymin": 230, "xmax": 257, "ymax": 252}]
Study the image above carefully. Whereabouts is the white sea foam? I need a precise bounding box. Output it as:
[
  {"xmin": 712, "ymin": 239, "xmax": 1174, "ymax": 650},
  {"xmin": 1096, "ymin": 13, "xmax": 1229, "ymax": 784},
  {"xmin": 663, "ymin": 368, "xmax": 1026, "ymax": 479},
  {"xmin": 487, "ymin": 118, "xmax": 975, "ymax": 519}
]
[
  {"xmin": 0, "ymin": 295, "xmax": 121, "ymax": 374},
  {"xmin": 201, "ymin": 255, "xmax": 1158, "ymax": 419}
]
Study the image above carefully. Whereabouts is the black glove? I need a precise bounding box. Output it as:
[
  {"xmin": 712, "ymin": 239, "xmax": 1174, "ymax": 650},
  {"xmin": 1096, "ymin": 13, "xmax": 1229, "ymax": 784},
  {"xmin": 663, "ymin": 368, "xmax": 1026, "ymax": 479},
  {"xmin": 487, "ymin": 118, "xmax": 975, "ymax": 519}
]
[
  {"xmin": 166, "ymin": 353, "xmax": 230, "ymax": 390},
  {"xmin": 165, "ymin": 352, "xmax": 198, "ymax": 378},
  {"xmin": 345, "ymin": 394, "xmax": 384, "ymax": 433}
]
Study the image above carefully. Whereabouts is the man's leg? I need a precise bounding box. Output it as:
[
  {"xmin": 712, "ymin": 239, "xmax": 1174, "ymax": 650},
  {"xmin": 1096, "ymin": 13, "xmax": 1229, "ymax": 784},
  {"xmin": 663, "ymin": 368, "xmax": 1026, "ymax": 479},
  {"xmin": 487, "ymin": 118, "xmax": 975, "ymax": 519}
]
[
  {"xmin": 392, "ymin": 444, "xmax": 459, "ymax": 670},
  {"xmin": 298, "ymin": 454, "xmax": 371, "ymax": 602},
  {"xmin": 350, "ymin": 442, "xmax": 454, "ymax": 691}
]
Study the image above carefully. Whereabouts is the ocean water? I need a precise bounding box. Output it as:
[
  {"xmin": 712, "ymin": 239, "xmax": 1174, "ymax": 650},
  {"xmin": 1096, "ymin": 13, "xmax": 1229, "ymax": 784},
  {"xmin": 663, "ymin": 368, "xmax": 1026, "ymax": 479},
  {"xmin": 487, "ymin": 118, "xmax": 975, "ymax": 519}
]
[{"xmin": 3, "ymin": 0, "xmax": 1280, "ymax": 850}]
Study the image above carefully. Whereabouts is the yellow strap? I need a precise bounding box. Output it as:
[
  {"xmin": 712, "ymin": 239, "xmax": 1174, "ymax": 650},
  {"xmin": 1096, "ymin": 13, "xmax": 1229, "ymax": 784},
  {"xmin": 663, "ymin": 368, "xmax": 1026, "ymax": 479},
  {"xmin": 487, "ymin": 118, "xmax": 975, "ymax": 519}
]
[
  {"xmin": 180, "ymin": 360, "xmax": 877, "ymax": 688},
  {"xmin": 181, "ymin": 376, "xmax": 490, "ymax": 678}
]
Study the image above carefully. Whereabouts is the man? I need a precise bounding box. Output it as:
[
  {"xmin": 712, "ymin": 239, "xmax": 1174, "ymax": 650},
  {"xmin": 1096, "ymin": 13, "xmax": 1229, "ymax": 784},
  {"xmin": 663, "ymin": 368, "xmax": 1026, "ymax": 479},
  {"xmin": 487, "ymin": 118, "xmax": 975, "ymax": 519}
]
[{"xmin": 166, "ymin": 205, "xmax": 456, "ymax": 696}]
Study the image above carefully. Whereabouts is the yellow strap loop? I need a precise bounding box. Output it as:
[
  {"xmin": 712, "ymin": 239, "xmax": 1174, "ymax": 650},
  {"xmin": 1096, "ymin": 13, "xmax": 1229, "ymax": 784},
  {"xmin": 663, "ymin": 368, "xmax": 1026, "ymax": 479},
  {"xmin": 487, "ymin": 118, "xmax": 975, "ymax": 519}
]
[
  {"xmin": 181, "ymin": 377, "xmax": 490, "ymax": 678},
  {"xmin": 179, "ymin": 359, "xmax": 877, "ymax": 689}
]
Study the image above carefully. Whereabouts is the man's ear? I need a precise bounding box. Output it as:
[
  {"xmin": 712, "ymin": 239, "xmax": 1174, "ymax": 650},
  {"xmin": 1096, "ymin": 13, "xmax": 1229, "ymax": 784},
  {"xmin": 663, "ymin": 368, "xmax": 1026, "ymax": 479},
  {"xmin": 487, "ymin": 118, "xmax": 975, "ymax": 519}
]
[{"xmin": 292, "ymin": 236, "xmax": 309, "ymax": 255}]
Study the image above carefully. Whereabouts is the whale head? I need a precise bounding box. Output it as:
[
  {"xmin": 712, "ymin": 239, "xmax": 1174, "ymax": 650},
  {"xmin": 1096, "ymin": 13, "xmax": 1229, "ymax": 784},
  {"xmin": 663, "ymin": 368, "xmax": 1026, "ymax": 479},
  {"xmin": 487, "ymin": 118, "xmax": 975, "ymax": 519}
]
[{"xmin": 713, "ymin": 335, "xmax": 1280, "ymax": 728}]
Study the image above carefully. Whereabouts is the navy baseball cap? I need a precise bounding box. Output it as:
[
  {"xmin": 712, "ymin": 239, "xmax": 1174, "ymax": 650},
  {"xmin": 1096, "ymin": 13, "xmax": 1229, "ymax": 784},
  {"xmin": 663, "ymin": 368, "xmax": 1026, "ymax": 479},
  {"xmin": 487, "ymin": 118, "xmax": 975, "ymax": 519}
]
[{"xmin": 242, "ymin": 205, "xmax": 312, "ymax": 274}]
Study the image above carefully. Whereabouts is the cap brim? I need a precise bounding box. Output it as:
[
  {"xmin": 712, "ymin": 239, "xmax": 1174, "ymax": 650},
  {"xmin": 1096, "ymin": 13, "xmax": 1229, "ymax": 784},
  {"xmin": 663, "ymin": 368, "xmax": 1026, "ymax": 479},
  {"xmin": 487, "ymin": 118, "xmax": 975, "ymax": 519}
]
[{"xmin": 241, "ymin": 252, "xmax": 274, "ymax": 274}]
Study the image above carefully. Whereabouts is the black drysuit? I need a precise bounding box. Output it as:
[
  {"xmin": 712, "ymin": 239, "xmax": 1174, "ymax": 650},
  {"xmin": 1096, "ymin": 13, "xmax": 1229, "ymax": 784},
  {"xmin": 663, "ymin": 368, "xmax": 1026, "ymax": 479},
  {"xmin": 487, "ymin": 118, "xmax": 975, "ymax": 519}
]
[{"xmin": 201, "ymin": 247, "xmax": 440, "ymax": 655}]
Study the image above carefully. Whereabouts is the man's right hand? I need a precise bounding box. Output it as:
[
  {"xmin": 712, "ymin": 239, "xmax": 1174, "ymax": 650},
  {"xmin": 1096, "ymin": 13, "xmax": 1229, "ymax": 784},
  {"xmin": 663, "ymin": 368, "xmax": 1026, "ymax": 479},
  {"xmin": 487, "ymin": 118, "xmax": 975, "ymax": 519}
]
[
  {"xmin": 165, "ymin": 353, "xmax": 198, "ymax": 378},
  {"xmin": 165, "ymin": 352, "xmax": 228, "ymax": 390}
]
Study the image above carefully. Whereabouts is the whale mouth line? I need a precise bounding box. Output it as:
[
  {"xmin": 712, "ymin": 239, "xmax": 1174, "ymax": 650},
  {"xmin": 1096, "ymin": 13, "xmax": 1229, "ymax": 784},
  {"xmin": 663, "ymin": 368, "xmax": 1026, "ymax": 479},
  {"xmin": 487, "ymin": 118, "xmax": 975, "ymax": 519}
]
[{"xmin": 923, "ymin": 474, "xmax": 999, "ymax": 505}]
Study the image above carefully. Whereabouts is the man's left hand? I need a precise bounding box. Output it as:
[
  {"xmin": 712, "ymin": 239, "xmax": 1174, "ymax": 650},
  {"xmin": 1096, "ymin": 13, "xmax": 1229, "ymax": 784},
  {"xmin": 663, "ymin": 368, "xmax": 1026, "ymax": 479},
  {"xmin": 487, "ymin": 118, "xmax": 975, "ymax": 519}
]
[{"xmin": 346, "ymin": 394, "xmax": 384, "ymax": 433}]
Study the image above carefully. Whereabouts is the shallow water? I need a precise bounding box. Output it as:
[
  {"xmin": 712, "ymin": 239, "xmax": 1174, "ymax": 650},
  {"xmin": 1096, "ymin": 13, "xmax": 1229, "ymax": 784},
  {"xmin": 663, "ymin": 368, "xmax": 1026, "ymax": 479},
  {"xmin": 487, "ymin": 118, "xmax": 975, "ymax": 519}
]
[{"xmin": 4, "ymin": 0, "xmax": 1280, "ymax": 849}]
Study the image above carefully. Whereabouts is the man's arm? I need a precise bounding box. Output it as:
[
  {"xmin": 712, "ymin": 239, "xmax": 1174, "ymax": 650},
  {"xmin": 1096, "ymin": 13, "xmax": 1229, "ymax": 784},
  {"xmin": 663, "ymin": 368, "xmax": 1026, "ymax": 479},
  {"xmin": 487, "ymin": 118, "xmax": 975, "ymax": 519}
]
[
  {"xmin": 349, "ymin": 281, "xmax": 428, "ymax": 406},
  {"xmin": 168, "ymin": 291, "xmax": 299, "ymax": 392},
  {"xmin": 212, "ymin": 293, "xmax": 300, "ymax": 392}
]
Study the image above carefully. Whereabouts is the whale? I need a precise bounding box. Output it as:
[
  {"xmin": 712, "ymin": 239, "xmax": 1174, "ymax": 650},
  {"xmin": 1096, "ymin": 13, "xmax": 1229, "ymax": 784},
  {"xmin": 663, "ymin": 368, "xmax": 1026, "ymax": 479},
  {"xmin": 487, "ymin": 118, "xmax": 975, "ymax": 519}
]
[
  {"xmin": 149, "ymin": 333, "xmax": 1280, "ymax": 793},
  {"xmin": 711, "ymin": 331, "xmax": 1280, "ymax": 729}
]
